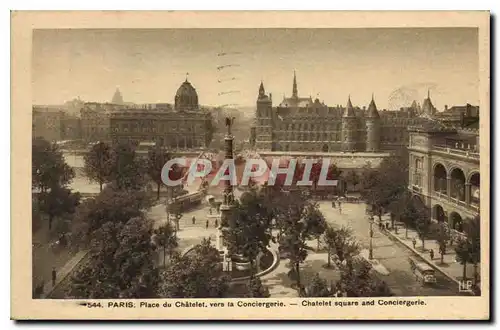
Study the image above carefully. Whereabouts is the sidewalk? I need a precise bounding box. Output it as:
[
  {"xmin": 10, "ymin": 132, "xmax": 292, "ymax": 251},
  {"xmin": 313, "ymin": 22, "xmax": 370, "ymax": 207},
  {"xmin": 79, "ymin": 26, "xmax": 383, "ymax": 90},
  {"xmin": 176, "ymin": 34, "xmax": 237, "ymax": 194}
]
[
  {"xmin": 41, "ymin": 250, "xmax": 89, "ymax": 298},
  {"xmin": 378, "ymin": 214, "xmax": 478, "ymax": 288}
]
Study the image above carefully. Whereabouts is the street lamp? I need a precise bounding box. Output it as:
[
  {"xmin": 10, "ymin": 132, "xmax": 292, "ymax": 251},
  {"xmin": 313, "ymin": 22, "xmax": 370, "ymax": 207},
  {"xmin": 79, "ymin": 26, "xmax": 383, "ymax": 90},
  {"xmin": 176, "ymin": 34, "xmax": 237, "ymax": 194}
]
[{"xmin": 368, "ymin": 215, "xmax": 374, "ymax": 260}]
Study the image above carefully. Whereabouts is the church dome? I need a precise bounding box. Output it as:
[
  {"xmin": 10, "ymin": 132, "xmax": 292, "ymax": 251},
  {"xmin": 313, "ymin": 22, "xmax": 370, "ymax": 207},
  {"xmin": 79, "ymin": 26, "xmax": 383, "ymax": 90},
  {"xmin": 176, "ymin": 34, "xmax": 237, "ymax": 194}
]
[{"xmin": 175, "ymin": 79, "xmax": 199, "ymax": 111}]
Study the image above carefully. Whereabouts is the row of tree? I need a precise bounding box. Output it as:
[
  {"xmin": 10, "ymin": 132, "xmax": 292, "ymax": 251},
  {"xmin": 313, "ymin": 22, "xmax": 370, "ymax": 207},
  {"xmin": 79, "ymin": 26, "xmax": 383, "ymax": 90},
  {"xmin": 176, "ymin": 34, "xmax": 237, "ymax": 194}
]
[{"xmin": 83, "ymin": 141, "xmax": 184, "ymax": 199}]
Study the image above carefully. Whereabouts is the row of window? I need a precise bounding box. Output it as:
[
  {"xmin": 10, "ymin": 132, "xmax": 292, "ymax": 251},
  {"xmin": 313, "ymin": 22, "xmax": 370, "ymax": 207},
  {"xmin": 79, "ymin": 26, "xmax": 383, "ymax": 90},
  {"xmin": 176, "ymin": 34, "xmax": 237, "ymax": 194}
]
[{"xmin": 110, "ymin": 124, "xmax": 203, "ymax": 133}]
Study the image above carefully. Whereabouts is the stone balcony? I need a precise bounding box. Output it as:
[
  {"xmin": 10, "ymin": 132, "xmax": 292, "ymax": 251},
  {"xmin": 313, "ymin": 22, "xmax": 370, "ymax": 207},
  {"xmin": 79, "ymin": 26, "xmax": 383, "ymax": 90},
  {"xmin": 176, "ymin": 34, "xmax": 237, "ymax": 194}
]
[{"xmin": 432, "ymin": 145, "xmax": 480, "ymax": 161}]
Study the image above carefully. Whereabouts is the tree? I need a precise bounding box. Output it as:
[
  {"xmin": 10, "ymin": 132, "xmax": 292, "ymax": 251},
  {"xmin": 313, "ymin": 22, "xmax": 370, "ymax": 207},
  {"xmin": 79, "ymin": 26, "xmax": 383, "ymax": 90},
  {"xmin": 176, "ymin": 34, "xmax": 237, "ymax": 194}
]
[
  {"xmin": 343, "ymin": 170, "xmax": 360, "ymax": 192},
  {"xmin": 304, "ymin": 273, "xmax": 332, "ymax": 297},
  {"xmin": 146, "ymin": 147, "xmax": 171, "ymax": 200},
  {"xmin": 466, "ymin": 216, "xmax": 480, "ymax": 286},
  {"xmin": 359, "ymin": 157, "xmax": 408, "ymax": 221},
  {"xmin": 387, "ymin": 190, "xmax": 411, "ymax": 232},
  {"xmin": 108, "ymin": 142, "xmax": 145, "ymax": 190},
  {"xmin": 400, "ymin": 198, "xmax": 425, "ymax": 238},
  {"xmin": 223, "ymin": 189, "xmax": 272, "ymax": 273},
  {"xmin": 71, "ymin": 184, "xmax": 151, "ymax": 245},
  {"xmin": 324, "ymin": 225, "xmax": 360, "ymax": 267},
  {"xmin": 83, "ymin": 141, "xmax": 112, "ymax": 192},
  {"xmin": 32, "ymin": 137, "xmax": 75, "ymax": 193},
  {"xmin": 159, "ymin": 238, "xmax": 231, "ymax": 298},
  {"xmin": 435, "ymin": 222, "xmax": 450, "ymax": 264},
  {"xmin": 334, "ymin": 259, "xmax": 392, "ymax": 297},
  {"xmin": 454, "ymin": 237, "xmax": 471, "ymax": 281},
  {"xmin": 455, "ymin": 216, "xmax": 481, "ymax": 284},
  {"xmin": 278, "ymin": 191, "xmax": 310, "ymax": 292},
  {"xmin": 245, "ymin": 275, "xmax": 270, "ymax": 298},
  {"xmin": 303, "ymin": 202, "xmax": 326, "ymax": 251},
  {"xmin": 414, "ymin": 207, "xmax": 431, "ymax": 251},
  {"xmin": 152, "ymin": 222, "xmax": 178, "ymax": 268},
  {"xmin": 69, "ymin": 216, "xmax": 159, "ymax": 298},
  {"xmin": 38, "ymin": 186, "xmax": 80, "ymax": 230}
]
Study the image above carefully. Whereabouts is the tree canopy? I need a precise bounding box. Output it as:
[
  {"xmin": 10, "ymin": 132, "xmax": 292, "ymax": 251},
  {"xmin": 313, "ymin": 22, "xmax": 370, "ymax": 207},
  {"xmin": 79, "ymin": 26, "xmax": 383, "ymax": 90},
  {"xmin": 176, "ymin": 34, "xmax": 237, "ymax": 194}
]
[
  {"xmin": 107, "ymin": 142, "xmax": 146, "ymax": 190},
  {"xmin": 71, "ymin": 184, "xmax": 151, "ymax": 245},
  {"xmin": 32, "ymin": 137, "xmax": 75, "ymax": 192},
  {"xmin": 359, "ymin": 156, "xmax": 408, "ymax": 215},
  {"xmin": 223, "ymin": 189, "xmax": 272, "ymax": 271},
  {"xmin": 159, "ymin": 238, "xmax": 231, "ymax": 298},
  {"xmin": 83, "ymin": 141, "xmax": 112, "ymax": 192},
  {"xmin": 145, "ymin": 147, "xmax": 171, "ymax": 200},
  {"xmin": 69, "ymin": 216, "xmax": 159, "ymax": 299}
]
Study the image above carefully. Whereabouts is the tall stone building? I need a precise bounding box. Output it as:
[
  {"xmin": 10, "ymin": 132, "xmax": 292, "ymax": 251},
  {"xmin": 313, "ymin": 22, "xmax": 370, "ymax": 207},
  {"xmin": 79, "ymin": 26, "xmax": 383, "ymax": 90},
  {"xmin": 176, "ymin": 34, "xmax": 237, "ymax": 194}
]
[
  {"xmin": 109, "ymin": 78, "xmax": 213, "ymax": 149},
  {"xmin": 251, "ymin": 72, "xmax": 437, "ymax": 154}
]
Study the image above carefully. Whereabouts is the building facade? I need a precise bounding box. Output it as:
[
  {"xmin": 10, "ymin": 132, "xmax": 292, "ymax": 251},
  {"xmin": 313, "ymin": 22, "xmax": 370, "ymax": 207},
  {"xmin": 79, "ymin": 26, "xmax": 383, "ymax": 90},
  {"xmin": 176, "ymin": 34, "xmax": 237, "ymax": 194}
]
[
  {"xmin": 80, "ymin": 103, "xmax": 120, "ymax": 143},
  {"xmin": 109, "ymin": 79, "xmax": 213, "ymax": 149},
  {"xmin": 251, "ymin": 72, "xmax": 433, "ymax": 154},
  {"xmin": 32, "ymin": 107, "xmax": 64, "ymax": 142},
  {"xmin": 408, "ymin": 120, "xmax": 480, "ymax": 234}
]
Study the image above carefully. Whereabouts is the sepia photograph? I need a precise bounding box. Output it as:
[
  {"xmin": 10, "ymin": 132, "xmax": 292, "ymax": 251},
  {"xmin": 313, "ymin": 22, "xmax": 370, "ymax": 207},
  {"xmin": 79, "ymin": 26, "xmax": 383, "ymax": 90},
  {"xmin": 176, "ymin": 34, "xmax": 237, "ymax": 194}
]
[{"xmin": 11, "ymin": 11, "xmax": 490, "ymax": 320}]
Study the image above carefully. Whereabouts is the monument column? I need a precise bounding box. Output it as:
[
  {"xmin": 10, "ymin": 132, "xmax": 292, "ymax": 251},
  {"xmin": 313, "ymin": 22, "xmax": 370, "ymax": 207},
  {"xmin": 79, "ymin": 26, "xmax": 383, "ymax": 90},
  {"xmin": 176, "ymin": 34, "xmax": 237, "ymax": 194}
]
[{"xmin": 216, "ymin": 117, "xmax": 236, "ymax": 270}]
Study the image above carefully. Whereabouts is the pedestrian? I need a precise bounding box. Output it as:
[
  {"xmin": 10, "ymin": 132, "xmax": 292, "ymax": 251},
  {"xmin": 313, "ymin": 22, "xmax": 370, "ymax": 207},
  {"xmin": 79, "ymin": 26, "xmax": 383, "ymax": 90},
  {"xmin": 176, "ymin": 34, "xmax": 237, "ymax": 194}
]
[
  {"xmin": 209, "ymin": 208, "xmax": 212, "ymax": 215},
  {"xmin": 51, "ymin": 267, "xmax": 57, "ymax": 287},
  {"xmin": 412, "ymin": 237, "xmax": 417, "ymax": 249},
  {"xmin": 339, "ymin": 206, "xmax": 342, "ymax": 214},
  {"xmin": 429, "ymin": 249, "xmax": 435, "ymax": 260},
  {"xmin": 192, "ymin": 216, "xmax": 196, "ymax": 225},
  {"xmin": 215, "ymin": 219, "xmax": 218, "ymax": 228},
  {"xmin": 332, "ymin": 201, "xmax": 336, "ymax": 208},
  {"xmin": 386, "ymin": 222, "xmax": 390, "ymax": 230},
  {"xmin": 206, "ymin": 219, "xmax": 209, "ymax": 229}
]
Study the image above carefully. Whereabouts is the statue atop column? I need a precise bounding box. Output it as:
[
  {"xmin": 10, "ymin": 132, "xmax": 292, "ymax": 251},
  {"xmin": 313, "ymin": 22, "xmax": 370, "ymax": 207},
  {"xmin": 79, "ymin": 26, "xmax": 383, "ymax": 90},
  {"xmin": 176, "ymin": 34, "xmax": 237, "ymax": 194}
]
[{"xmin": 225, "ymin": 116, "xmax": 235, "ymax": 136}]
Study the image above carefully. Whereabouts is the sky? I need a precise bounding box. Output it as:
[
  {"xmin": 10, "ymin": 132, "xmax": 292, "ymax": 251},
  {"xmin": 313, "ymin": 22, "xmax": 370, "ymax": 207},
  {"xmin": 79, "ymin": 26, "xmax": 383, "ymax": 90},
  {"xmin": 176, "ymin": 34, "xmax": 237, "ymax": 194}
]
[{"xmin": 32, "ymin": 28, "xmax": 479, "ymax": 110}]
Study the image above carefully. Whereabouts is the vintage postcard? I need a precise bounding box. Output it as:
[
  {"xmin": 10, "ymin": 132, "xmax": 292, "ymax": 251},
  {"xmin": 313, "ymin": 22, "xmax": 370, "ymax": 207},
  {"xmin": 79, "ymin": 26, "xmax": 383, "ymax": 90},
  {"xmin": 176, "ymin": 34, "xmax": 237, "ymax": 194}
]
[{"xmin": 11, "ymin": 11, "xmax": 490, "ymax": 320}]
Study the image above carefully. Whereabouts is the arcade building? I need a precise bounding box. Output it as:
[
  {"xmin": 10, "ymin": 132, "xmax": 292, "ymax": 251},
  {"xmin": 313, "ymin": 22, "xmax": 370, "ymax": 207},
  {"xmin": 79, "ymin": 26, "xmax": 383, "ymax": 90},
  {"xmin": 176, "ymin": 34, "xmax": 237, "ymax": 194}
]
[{"xmin": 408, "ymin": 119, "xmax": 480, "ymax": 235}]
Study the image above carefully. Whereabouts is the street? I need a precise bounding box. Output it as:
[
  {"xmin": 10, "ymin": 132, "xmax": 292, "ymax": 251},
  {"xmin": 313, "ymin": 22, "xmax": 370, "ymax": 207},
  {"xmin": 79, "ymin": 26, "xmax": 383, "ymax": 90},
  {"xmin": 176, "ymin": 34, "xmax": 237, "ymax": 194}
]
[{"xmin": 318, "ymin": 202, "xmax": 464, "ymax": 296}]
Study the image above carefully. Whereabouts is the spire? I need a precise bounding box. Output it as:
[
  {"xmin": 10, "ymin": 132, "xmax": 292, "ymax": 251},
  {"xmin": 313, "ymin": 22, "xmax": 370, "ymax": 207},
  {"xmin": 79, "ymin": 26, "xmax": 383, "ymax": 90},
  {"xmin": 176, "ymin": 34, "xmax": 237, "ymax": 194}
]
[
  {"xmin": 366, "ymin": 93, "xmax": 380, "ymax": 118},
  {"xmin": 427, "ymin": 88, "xmax": 430, "ymax": 99},
  {"xmin": 185, "ymin": 72, "xmax": 189, "ymax": 82},
  {"xmin": 258, "ymin": 80, "xmax": 265, "ymax": 97},
  {"xmin": 292, "ymin": 70, "xmax": 298, "ymax": 98},
  {"xmin": 343, "ymin": 95, "xmax": 356, "ymax": 117}
]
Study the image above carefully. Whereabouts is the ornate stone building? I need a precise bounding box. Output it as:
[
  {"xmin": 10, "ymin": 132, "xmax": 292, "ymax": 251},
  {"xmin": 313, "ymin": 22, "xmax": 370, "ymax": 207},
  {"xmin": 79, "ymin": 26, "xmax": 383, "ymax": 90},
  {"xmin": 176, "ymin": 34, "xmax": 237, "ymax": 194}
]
[
  {"xmin": 251, "ymin": 72, "xmax": 431, "ymax": 154},
  {"xmin": 408, "ymin": 119, "xmax": 480, "ymax": 234},
  {"xmin": 109, "ymin": 78, "xmax": 213, "ymax": 149}
]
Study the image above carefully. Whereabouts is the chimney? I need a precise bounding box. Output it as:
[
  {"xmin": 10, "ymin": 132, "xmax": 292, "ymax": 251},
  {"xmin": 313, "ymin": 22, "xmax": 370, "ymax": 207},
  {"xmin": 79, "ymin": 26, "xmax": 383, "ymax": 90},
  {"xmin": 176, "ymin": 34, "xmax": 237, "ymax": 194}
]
[{"xmin": 444, "ymin": 105, "xmax": 448, "ymax": 111}]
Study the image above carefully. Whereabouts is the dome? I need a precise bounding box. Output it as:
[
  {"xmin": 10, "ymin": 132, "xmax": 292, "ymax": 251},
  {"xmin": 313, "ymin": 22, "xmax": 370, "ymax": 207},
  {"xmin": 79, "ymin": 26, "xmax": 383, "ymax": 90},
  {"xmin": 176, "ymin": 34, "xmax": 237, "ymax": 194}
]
[{"xmin": 175, "ymin": 79, "xmax": 199, "ymax": 111}]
